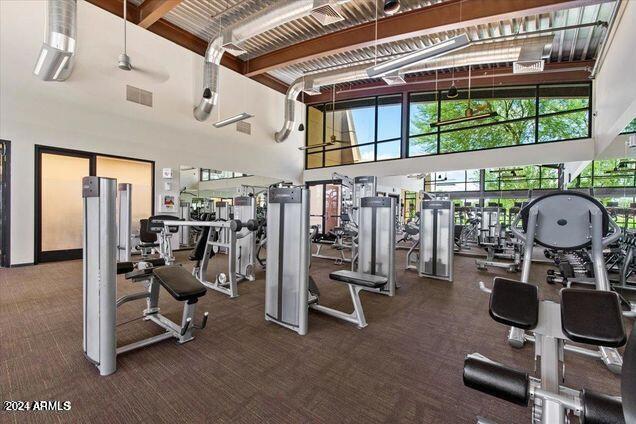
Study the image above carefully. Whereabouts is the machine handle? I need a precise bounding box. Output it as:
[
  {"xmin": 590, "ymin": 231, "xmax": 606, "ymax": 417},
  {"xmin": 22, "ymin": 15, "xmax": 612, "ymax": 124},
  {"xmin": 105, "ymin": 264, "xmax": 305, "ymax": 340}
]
[
  {"xmin": 509, "ymin": 212, "xmax": 525, "ymax": 242},
  {"xmin": 478, "ymin": 281, "xmax": 492, "ymax": 294},
  {"xmin": 180, "ymin": 317, "xmax": 192, "ymax": 336},
  {"xmin": 603, "ymin": 219, "xmax": 622, "ymax": 247}
]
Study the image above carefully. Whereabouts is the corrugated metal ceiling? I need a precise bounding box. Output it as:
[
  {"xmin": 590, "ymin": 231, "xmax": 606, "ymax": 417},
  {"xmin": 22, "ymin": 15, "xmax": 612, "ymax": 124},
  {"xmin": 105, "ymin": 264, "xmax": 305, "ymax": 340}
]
[{"xmin": 133, "ymin": 0, "xmax": 616, "ymax": 86}]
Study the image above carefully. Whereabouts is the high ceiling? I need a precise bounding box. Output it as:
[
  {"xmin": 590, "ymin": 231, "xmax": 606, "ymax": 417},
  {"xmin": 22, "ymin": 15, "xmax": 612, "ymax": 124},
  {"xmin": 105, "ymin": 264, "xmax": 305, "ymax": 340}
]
[{"xmin": 97, "ymin": 0, "xmax": 618, "ymax": 91}]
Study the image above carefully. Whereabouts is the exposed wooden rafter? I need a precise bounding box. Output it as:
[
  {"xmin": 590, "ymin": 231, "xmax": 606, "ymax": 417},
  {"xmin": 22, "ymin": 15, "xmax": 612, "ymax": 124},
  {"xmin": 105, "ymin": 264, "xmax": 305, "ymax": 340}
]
[
  {"xmin": 244, "ymin": 0, "xmax": 610, "ymax": 77},
  {"xmin": 138, "ymin": 0, "xmax": 184, "ymax": 29}
]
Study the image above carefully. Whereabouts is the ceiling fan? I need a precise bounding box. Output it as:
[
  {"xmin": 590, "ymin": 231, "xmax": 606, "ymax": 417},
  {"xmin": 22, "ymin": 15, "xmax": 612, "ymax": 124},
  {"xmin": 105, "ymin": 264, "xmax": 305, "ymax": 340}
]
[{"xmin": 298, "ymin": 84, "xmax": 349, "ymax": 151}]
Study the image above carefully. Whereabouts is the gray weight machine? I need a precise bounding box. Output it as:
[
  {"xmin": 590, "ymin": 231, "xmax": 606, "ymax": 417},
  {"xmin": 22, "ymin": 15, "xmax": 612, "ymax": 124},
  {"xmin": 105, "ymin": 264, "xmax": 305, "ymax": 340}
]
[
  {"xmin": 476, "ymin": 205, "xmax": 521, "ymax": 273},
  {"xmin": 506, "ymin": 191, "xmax": 623, "ymax": 374},
  {"xmin": 465, "ymin": 278, "xmax": 630, "ymax": 423},
  {"xmin": 162, "ymin": 214, "xmax": 258, "ymax": 298},
  {"xmin": 353, "ymin": 196, "xmax": 397, "ymax": 296},
  {"xmin": 418, "ymin": 199, "xmax": 454, "ymax": 282},
  {"xmin": 265, "ymin": 187, "xmax": 388, "ymax": 335},
  {"xmin": 83, "ymin": 177, "xmax": 208, "ymax": 376}
]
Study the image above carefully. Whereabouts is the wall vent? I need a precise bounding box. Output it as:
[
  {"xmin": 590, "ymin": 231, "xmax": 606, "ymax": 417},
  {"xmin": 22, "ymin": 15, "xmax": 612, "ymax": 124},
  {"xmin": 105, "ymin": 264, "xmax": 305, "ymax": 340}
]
[
  {"xmin": 236, "ymin": 121, "xmax": 251, "ymax": 135},
  {"xmin": 126, "ymin": 85, "xmax": 153, "ymax": 107}
]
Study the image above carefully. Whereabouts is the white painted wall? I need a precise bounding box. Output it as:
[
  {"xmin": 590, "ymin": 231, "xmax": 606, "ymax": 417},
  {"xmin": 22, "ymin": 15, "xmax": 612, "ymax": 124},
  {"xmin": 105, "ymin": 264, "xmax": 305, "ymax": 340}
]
[
  {"xmin": 0, "ymin": 1, "xmax": 303, "ymax": 265},
  {"xmin": 593, "ymin": 0, "xmax": 636, "ymax": 155},
  {"xmin": 304, "ymin": 138, "xmax": 595, "ymax": 181},
  {"xmin": 377, "ymin": 176, "xmax": 423, "ymax": 194}
]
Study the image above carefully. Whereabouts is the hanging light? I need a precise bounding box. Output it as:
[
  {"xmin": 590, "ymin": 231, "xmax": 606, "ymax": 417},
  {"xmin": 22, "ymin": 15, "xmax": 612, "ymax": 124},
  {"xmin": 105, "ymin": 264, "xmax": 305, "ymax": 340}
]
[
  {"xmin": 383, "ymin": 0, "xmax": 401, "ymax": 15},
  {"xmin": 298, "ymin": 123, "xmax": 305, "ymax": 131},
  {"xmin": 447, "ymin": 82, "xmax": 458, "ymax": 99},
  {"xmin": 298, "ymin": 78, "xmax": 306, "ymax": 131}
]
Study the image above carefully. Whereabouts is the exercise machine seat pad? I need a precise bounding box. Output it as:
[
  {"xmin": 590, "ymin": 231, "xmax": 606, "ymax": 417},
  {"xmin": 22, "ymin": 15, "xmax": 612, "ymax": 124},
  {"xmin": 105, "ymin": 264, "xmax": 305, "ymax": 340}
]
[
  {"xmin": 329, "ymin": 270, "xmax": 388, "ymax": 289},
  {"xmin": 622, "ymin": 326, "xmax": 636, "ymax": 423},
  {"xmin": 489, "ymin": 278, "xmax": 539, "ymax": 330},
  {"xmin": 117, "ymin": 262, "xmax": 135, "ymax": 275},
  {"xmin": 560, "ymin": 289, "xmax": 626, "ymax": 348},
  {"xmin": 463, "ymin": 354, "xmax": 530, "ymax": 407},
  {"xmin": 581, "ymin": 389, "xmax": 625, "ymax": 424},
  {"xmin": 152, "ymin": 266, "xmax": 207, "ymax": 302}
]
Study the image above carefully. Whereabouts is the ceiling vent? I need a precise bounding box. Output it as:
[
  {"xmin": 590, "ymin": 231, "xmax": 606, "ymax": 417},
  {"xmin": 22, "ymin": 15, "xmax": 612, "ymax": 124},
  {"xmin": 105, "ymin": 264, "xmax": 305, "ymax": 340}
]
[
  {"xmin": 126, "ymin": 85, "xmax": 153, "ymax": 107},
  {"xmin": 311, "ymin": 2, "xmax": 345, "ymax": 26},
  {"xmin": 221, "ymin": 42, "xmax": 248, "ymax": 57},
  {"xmin": 236, "ymin": 121, "xmax": 251, "ymax": 135},
  {"xmin": 513, "ymin": 41, "xmax": 550, "ymax": 74},
  {"xmin": 513, "ymin": 60, "xmax": 545, "ymax": 74},
  {"xmin": 382, "ymin": 73, "xmax": 406, "ymax": 85}
]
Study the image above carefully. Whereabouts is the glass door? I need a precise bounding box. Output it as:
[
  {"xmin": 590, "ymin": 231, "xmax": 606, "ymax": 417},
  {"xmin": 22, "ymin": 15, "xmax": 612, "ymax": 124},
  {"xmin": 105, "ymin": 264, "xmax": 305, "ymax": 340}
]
[
  {"xmin": 0, "ymin": 140, "xmax": 9, "ymax": 267},
  {"xmin": 37, "ymin": 148, "xmax": 92, "ymax": 262}
]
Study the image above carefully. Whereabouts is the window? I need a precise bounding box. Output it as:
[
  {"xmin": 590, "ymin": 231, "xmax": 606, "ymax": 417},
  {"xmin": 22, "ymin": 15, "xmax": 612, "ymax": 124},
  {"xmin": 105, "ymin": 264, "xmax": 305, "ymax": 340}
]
[
  {"xmin": 570, "ymin": 159, "xmax": 636, "ymax": 189},
  {"xmin": 306, "ymin": 95, "xmax": 402, "ymax": 169},
  {"xmin": 426, "ymin": 169, "xmax": 480, "ymax": 192},
  {"xmin": 622, "ymin": 118, "xmax": 636, "ymax": 134},
  {"xmin": 484, "ymin": 165, "xmax": 559, "ymax": 191},
  {"xmin": 306, "ymin": 83, "xmax": 592, "ymax": 170},
  {"xmin": 200, "ymin": 169, "xmax": 250, "ymax": 181},
  {"xmin": 538, "ymin": 84, "xmax": 590, "ymax": 142}
]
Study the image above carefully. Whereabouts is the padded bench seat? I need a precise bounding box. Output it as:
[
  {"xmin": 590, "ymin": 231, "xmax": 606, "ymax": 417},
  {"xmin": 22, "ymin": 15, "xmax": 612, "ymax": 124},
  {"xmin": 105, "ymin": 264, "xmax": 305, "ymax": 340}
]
[
  {"xmin": 490, "ymin": 277, "xmax": 539, "ymax": 330},
  {"xmin": 561, "ymin": 289, "xmax": 626, "ymax": 348},
  {"xmin": 329, "ymin": 270, "xmax": 387, "ymax": 289},
  {"xmin": 152, "ymin": 265, "xmax": 207, "ymax": 303}
]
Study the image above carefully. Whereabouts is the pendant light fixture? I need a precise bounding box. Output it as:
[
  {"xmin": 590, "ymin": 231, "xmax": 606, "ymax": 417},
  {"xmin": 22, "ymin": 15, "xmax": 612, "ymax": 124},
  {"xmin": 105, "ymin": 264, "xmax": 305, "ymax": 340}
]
[
  {"xmin": 118, "ymin": 0, "xmax": 132, "ymax": 71},
  {"xmin": 298, "ymin": 76, "xmax": 305, "ymax": 131}
]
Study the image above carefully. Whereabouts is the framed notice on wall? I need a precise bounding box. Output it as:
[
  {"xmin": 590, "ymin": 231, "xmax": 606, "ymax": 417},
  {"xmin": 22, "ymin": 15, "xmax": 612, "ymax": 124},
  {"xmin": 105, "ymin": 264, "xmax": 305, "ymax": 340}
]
[{"xmin": 161, "ymin": 194, "xmax": 176, "ymax": 212}]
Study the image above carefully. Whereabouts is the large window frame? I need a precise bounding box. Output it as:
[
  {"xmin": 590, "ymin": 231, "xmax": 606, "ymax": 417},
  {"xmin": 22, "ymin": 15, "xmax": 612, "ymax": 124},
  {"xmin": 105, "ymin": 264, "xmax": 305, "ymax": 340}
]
[
  {"xmin": 304, "ymin": 82, "xmax": 592, "ymax": 170},
  {"xmin": 408, "ymin": 83, "xmax": 592, "ymax": 157},
  {"xmin": 305, "ymin": 94, "xmax": 403, "ymax": 169},
  {"xmin": 569, "ymin": 159, "xmax": 636, "ymax": 189}
]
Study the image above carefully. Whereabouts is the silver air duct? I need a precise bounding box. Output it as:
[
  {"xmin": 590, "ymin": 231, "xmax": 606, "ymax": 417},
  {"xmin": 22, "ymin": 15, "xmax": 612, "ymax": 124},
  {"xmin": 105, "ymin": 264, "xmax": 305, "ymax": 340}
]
[
  {"xmin": 194, "ymin": 0, "xmax": 350, "ymax": 122},
  {"xmin": 33, "ymin": 0, "xmax": 77, "ymax": 81},
  {"xmin": 274, "ymin": 36, "xmax": 554, "ymax": 142},
  {"xmin": 275, "ymin": 65, "xmax": 369, "ymax": 143}
]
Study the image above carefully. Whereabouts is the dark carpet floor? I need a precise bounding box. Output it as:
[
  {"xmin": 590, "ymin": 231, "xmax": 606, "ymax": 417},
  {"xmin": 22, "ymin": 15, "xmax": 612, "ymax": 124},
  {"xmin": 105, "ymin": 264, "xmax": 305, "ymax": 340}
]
[{"xmin": 0, "ymin": 248, "xmax": 624, "ymax": 423}]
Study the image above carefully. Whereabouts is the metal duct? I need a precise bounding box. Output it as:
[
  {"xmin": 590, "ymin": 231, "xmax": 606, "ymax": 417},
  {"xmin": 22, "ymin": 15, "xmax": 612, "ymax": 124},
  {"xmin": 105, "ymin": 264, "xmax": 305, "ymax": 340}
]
[
  {"xmin": 274, "ymin": 36, "xmax": 554, "ymax": 142},
  {"xmin": 33, "ymin": 0, "xmax": 77, "ymax": 81},
  {"xmin": 194, "ymin": 0, "xmax": 351, "ymax": 122}
]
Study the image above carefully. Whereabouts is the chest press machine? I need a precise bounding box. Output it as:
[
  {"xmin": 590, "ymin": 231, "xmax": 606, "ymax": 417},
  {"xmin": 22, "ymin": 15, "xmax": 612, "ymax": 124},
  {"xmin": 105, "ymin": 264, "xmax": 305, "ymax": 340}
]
[
  {"xmin": 264, "ymin": 187, "xmax": 389, "ymax": 335},
  {"xmin": 82, "ymin": 177, "xmax": 208, "ymax": 376}
]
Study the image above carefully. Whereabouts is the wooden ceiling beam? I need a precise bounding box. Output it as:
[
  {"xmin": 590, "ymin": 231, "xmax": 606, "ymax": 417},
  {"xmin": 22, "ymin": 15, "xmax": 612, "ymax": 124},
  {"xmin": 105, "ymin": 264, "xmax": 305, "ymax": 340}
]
[
  {"xmin": 138, "ymin": 0, "xmax": 184, "ymax": 29},
  {"xmin": 84, "ymin": 0, "xmax": 289, "ymax": 94},
  {"xmin": 244, "ymin": 0, "xmax": 610, "ymax": 77},
  {"xmin": 304, "ymin": 61, "xmax": 594, "ymax": 104}
]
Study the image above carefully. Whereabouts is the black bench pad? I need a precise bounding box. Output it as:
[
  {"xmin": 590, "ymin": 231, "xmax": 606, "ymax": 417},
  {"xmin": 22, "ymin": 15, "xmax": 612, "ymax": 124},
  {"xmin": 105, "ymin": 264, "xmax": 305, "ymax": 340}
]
[
  {"xmin": 489, "ymin": 278, "xmax": 539, "ymax": 330},
  {"xmin": 117, "ymin": 262, "xmax": 135, "ymax": 275},
  {"xmin": 463, "ymin": 354, "xmax": 530, "ymax": 407},
  {"xmin": 329, "ymin": 270, "xmax": 387, "ymax": 289},
  {"xmin": 561, "ymin": 289, "xmax": 626, "ymax": 348},
  {"xmin": 581, "ymin": 389, "xmax": 625, "ymax": 424},
  {"xmin": 152, "ymin": 266, "xmax": 207, "ymax": 302}
]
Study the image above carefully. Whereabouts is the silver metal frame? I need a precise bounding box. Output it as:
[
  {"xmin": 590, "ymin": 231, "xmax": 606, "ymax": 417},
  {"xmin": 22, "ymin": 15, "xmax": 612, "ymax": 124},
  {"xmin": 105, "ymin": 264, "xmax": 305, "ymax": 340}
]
[
  {"xmin": 353, "ymin": 196, "xmax": 397, "ymax": 296},
  {"xmin": 117, "ymin": 183, "xmax": 132, "ymax": 262},
  {"xmin": 508, "ymin": 196, "xmax": 623, "ymax": 374},
  {"xmin": 83, "ymin": 177, "xmax": 202, "ymax": 376},
  {"xmin": 418, "ymin": 199, "xmax": 454, "ymax": 282},
  {"xmin": 265, "ymin": 186, "xmax": 377, "ymax": 335},
  {"xmin": 162, "ymin": 218, "xmax": 255, "ymax": 298}
]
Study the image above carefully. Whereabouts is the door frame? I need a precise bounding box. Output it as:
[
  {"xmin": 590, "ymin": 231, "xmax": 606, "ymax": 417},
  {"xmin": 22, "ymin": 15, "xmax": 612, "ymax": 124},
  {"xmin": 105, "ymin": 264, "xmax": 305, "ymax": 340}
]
[
  {"xmin": 1, "ymin": 140, "xmax": 10, "ymax": 267},
  {"xmin": 34, "ymin": 145, "xmax": 155, "ymax": 263}
]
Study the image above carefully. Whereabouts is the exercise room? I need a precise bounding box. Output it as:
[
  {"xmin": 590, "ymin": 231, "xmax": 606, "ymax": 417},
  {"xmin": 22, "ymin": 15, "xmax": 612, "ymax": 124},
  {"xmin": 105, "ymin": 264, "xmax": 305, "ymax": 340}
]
[{"xmin": 1, "ymin": 0, "xmax": 636, "ymax": 422}]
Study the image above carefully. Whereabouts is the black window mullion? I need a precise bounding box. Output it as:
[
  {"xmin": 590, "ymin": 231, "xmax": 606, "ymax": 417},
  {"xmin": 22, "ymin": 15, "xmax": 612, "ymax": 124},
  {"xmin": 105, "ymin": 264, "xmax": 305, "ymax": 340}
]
[
  {"xmin": 436, "ymin": 90, "xmax": 441, "ymax": 154},
  {"xmin": 374, "ymin": 96, "xmax": 379, "ymax": 162},
  {"xmin": 535, "ymin": 84, "xmax": 540, "ymax": 143}
]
